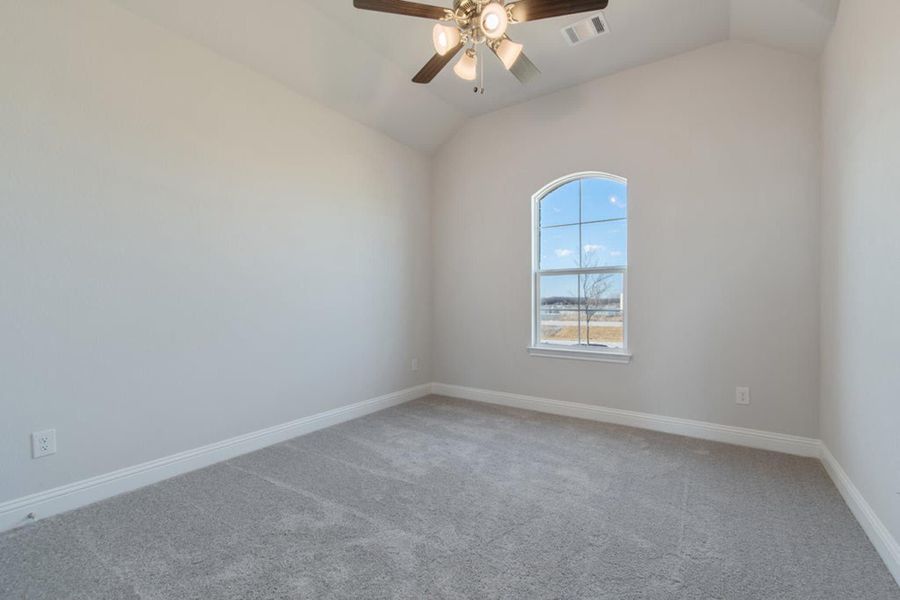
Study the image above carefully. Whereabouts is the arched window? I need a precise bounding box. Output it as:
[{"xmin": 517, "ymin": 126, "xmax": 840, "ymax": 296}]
[{"xmin": 530, "ymin": 172, "xmax": 630, "ymax": 362}]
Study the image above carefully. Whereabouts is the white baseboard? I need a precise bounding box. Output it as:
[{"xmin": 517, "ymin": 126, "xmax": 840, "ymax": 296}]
[
  {"xmin": 0, "ymin": 383, "xmax": 431, "ymax": 533},
  {"xmin": 432, "ymin": 383, "xmax": 822, "ymax": 457},
  {"xmin": 820, "ymin": 445, "xmax": 900, "ymax": 586}
]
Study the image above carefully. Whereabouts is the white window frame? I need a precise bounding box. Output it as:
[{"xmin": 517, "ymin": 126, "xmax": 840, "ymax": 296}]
[{"xmin": 528, "ymin": 172, "xmax": 632, "ymax": 364}]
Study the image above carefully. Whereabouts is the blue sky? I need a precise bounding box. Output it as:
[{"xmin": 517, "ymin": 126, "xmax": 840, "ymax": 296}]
[{"xmin": 539, "ymin": 177, "xmax": 627, "ymax": 272}]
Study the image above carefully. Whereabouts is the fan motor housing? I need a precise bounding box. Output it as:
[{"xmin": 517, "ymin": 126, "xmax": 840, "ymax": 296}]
[{"xmin": 453, "ymin": 0, "xmax": 480, "ymax": 22}]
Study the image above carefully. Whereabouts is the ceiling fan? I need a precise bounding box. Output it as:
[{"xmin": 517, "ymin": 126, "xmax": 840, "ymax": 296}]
[{"xmin": 353, "ymin": 0, "xmax": 609, "ymax": 86}]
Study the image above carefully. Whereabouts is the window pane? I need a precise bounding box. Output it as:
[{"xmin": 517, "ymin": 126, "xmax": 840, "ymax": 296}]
[
  {"xmin": 582, "ymin": 177, "xmax": 627, "ymax": 223},
  {"xmin": 578, "ymin": 311, "xmax": 624, "ymax": 348},
  {"xmin": 581, "ymin": 220, "xmax": 627, "ymax": 267},
  {"xmin": 534, "ymin": 175, "xmax": 629, "ymax": 353},
  {"xmin": 578, "ymin": 273, "xmax": 624, "ymax": 348},
  {"xmin": 540, "ymin": 180, "xmax": 580, "ymax": 227},
  {"xmin": 540, "ymin": 224, "xmax": 580, "ymax": 270},
  {"xmin": 539, "ymin": 275, "xmax": 579, "ymax": 346}
]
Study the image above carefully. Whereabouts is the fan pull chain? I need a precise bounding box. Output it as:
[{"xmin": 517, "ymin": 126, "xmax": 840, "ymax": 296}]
[
  {"xmin": 475, "ymin": 45, "xmax": 485, "ymax": 95},
  {"xmin": 481, "ymin": 46, "xmax": 485, "ymax": 94}
]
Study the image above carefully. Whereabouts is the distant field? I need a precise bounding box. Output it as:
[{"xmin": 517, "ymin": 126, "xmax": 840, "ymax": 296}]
[{"xmin": 541, "ymin": 321, "xmax": 623, "ymax": 348}]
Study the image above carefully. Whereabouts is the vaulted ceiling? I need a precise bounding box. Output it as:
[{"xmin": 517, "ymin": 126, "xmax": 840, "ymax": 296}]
[{"xmin": 113, "ymin": 0, "xmax": 839, "ymax": 152}]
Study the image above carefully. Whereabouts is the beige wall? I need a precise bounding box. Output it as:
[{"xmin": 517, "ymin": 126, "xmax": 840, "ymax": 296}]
[
  {"xmin": 0, "ymin": 0, "xmax": 432, "ymax": 501},
  {"xmin": 432, "ymin": 40, "xmax": 821, "ymax": 437},
  {"xmin": 820, "ymin": 0, "xmax": 900, "ymax": 548}
]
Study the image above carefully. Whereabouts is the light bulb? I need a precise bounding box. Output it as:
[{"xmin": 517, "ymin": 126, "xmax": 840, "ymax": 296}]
[
  {"xmin": 432, "ymin": 23, "xmax": 460, "ymax": 56},
  {"xmin": 453, "ymin": 49, "xmax": 477, "ymax": 81},
  {"xmin": 495, "ymin": 38, "xmax": 523, "ymax": 70},
  {"xmin": 479, "ymin": 2, "xmax": 508, "ymax": 40}
]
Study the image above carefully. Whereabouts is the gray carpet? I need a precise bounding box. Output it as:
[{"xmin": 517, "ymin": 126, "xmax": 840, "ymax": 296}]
[{"xmin": 1, "ymin": 395, "xmax": 898, "ymax": 599}]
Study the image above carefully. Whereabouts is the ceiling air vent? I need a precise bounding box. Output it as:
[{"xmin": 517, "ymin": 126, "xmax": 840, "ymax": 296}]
[{"xmin": 562, "ymin": 13, "xmax": 609, "ymax": 46}]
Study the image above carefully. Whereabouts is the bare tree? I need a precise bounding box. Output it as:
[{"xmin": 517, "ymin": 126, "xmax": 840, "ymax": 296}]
[
  {"xmin": 581, "ymin": 272, "xmax": 616, "ymax": 345},
  {"xmin": 566, "ymin": 251, "xmax": 619, "ymax": 346}
]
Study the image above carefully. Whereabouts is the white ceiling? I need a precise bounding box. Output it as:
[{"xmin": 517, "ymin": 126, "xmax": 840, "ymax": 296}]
[
  {"xmin": 730, "ymin": 0, "xmax": 839, "ymax": 57},
  {"xmin": 308, "ymin": 0, "xmax": 731, "ymax": 117},
  {"xmin": 113, "ymin": 0, "xmax": 838, "ymax": 153}
]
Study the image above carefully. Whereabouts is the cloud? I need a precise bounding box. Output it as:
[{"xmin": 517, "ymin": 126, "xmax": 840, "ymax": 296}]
[
  {"xmin": 583, "ymin": 244, "xmax": 605, "ymax": 254},
  {"xmin": 610, "ymin": 251, "xmax": 622, "ymax": 257},
  {"xmin": 554, "ymin": 249, "xmax": 574, "ymax": 258}
]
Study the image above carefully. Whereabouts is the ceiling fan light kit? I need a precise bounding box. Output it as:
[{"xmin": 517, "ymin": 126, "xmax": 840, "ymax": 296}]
[
  {"xmin": 479, "ymin": 2, "xmax": 509, "ymax": 39},
  {"xmin": 453, "ymin": 48, "xmax": 479, "ymax": 80},
  {"xmin": 353, "ymin": 0, "xmax": 609, "ymax": 86},
  {"xmin": 493, "ymin": 36, "xmax": 523, "ymax": 69},
  {"xmin": 432, "ymin": 23, "xmax": 461, "ymax": 54}
]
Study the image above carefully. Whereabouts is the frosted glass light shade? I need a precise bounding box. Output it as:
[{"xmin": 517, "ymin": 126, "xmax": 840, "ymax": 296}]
[
  {"xmin": 479, "ymin": 2, "xmax": 508, "ymax": 40},
  {"xmin": 495, "ymin": 38, "xmax": 523, "ymax": 70},
  {"xmin": 432, "ymin": 23, "xmax": 460, "ymax": 55},
  {"xmin": 454, "ymin": 50, "xmax": 477, "ymax": 81}
]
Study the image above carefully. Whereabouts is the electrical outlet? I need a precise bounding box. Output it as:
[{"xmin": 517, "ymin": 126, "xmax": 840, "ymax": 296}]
[
  {"xmin": 736, "ymin": 387, "xmax": 751, "ymax": 406},
  {"xmin": 410, "ymin": 358, "xmax": 419, "ymax": 372},
  {"xmin": 32, "ymin": 429, "xmax": 56, "ymax": 458}
]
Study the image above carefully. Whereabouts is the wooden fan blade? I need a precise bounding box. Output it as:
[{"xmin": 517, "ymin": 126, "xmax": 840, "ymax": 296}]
[
  {"xmin": 353, "ymin": 0, "xmax": 449, "ymax": 19},
  {"xmin": 412, "ymin": 43, "xmax": 463, "ymax": 84},
  {"xmin": 508, "ymin": 0, "xmax": 608, "ymax": 22},
  {"xmin": 508, "ymin": 51, "xmax": 540, "ymax": 83}
]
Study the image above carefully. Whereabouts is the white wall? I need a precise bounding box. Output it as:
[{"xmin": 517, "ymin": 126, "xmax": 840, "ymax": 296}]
[
  {"xmin": 820, "ymin": 0, "xmax": 900, "ymax": 546},
  {"xmin": 5, "ymin": 0, "xmax": 881, "ymax": 532},
  {"xmin": 0, "ymin": 0, "xmax": 431, "ymax": 502},
  {"xmin": 433, "ymin": 40, "xmax": 821, "ymax": 437}
]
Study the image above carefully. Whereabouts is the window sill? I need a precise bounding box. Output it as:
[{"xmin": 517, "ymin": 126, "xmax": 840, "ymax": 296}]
[{"xmin": 527, "ymin": 346, "xmax": 632, "ymax": 364}]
